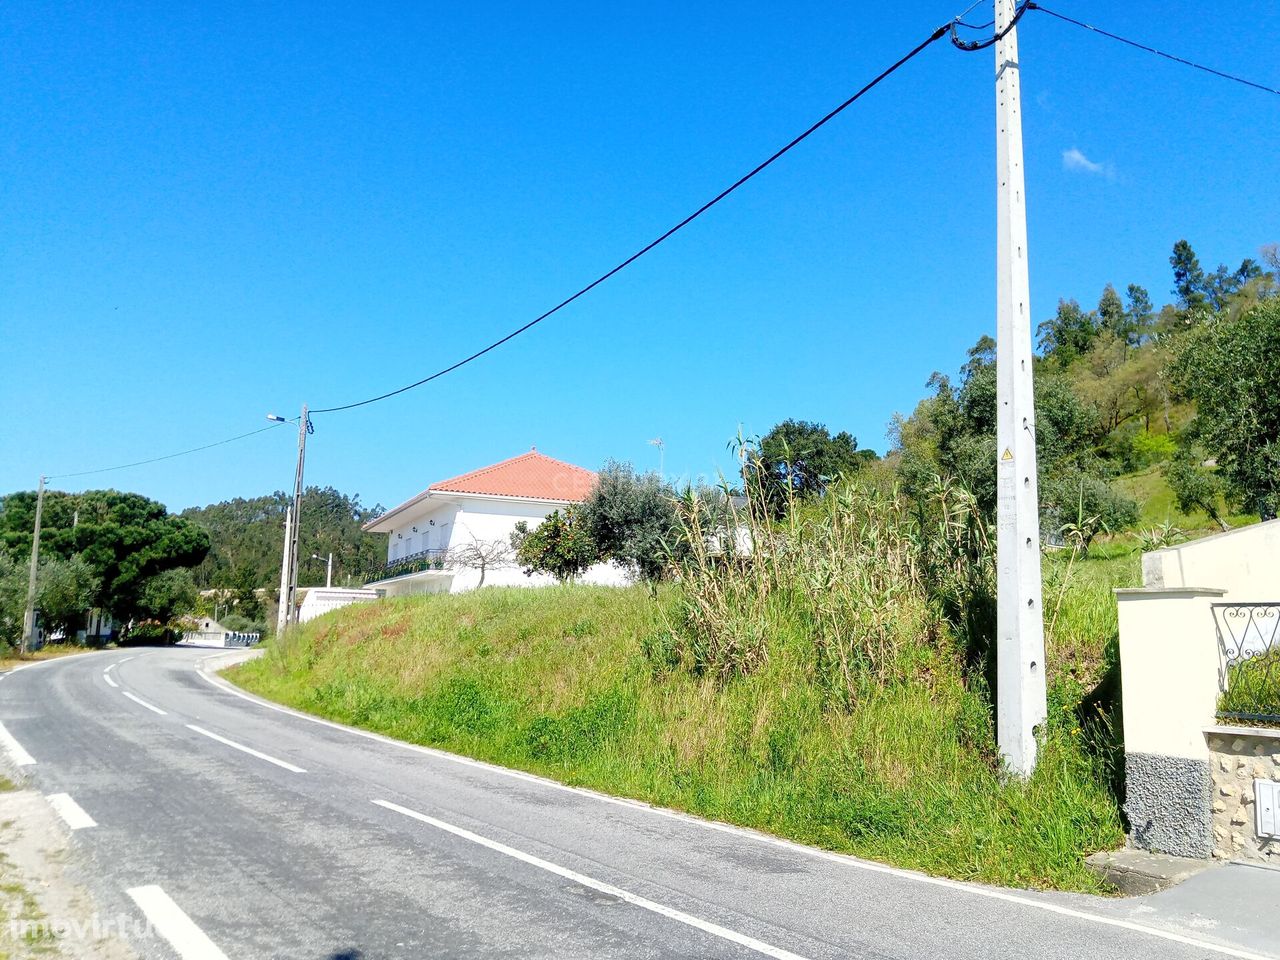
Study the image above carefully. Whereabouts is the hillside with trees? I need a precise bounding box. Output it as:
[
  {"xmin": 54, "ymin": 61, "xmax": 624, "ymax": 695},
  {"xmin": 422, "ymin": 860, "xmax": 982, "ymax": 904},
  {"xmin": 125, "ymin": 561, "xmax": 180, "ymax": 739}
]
[
  {"xmin": 180, "ymin": 485, "xmax": 388, "ymax": 607},
  {"xmin": 893, "ymin": 239, "xmax": 1278, "ymax": 540}
]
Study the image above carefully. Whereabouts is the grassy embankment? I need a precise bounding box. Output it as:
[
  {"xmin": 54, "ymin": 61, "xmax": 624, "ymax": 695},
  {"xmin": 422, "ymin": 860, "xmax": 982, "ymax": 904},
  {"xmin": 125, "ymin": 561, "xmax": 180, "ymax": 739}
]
[{"xmin": 232, "ymin": 531, "xmax": 1138, "ymax": 893}]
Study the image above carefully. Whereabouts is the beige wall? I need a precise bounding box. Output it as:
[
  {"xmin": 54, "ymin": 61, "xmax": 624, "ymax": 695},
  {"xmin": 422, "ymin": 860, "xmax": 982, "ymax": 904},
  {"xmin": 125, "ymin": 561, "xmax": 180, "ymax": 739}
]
[
  {"xmin": 1142, "ymin": 518, "xmax": 1280, "ymax": 600},
  {"xmin": 1116, "ymin": 587, "xmax": 1225, "ymax": 760}
]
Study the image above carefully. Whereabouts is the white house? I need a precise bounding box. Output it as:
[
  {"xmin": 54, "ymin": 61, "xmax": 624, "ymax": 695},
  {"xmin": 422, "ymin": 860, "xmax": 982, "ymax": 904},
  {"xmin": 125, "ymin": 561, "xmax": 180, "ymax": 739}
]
[{"xmin": 362, "ymin": 449, "xmax": 628, "ymax": 597}]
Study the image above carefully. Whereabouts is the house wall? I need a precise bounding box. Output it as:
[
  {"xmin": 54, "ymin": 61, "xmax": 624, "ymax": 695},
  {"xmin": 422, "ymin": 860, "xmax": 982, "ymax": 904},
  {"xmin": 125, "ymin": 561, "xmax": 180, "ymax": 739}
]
[
  {"xmin": 377, "ymin": 494, "xmax": 629, "ymax": 594},
  {"xmin": 1142, "ymin": 518, "xmax": 1280, "ymax": 599},
  {"xmin": 1117, "ymin": 520, "xmax": 1280, "ymax": 859}
]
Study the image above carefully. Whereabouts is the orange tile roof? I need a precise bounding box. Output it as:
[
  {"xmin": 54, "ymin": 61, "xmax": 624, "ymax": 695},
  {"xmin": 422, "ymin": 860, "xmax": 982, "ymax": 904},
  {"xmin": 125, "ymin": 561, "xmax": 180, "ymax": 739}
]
[{"xmin": 428, "ymin": 450, "xmax": 597, "ymax": 502}]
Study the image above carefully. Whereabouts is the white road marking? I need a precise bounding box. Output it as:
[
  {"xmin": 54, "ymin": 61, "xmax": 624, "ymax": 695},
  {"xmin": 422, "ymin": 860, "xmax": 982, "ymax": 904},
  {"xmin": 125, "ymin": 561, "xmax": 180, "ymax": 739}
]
[
  {"xmin": 374, "ymin": 798, "xmax": 809, "ymax": 960},
  {"xmin": 104, "ymin": 673, "xmax": 119, "ymax": 688},
  {"xmin": 47, "ymin": 792, "xmax": 97, "ymax": 830},
  {"xmin": 122, "ymin": 691, "xmax": 167, "ymax": 715},
  {"xmin": 196, "ymin": 659, "xmax": 1280, "ymax": 960},
  {"xmin": 0, "ymin": 720, "xmax": 36, "ymax": 766},
  {"xmin": 127, "ymin": 885, "xmax": 229, "ymax": 960},
  {"xmin": 185, "ymin": 724, "xmax": 305, "ymax": 773}
]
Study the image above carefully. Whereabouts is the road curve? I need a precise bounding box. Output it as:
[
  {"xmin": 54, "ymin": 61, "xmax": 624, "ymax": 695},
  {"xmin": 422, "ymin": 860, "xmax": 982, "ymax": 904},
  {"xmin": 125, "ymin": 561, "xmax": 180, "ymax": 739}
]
[{"xmin": 0, "ymin": 647, "xmax": 1274, "ymax": 960}]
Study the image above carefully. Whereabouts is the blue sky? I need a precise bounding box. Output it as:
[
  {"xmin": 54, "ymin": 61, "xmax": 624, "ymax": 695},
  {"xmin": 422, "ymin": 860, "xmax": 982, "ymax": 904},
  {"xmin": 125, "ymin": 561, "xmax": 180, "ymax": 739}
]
[{"xmin": 2, "ymin": 1, "xmax": 1277, "ymax": 513}]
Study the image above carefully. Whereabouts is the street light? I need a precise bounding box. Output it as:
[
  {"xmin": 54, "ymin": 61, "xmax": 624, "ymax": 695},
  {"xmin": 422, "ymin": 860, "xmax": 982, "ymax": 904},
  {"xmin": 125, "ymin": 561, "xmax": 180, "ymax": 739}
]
[
  {"xmin": 311, "ymin": 552, "xmax": 333, "ymax": 589},
  {"xmin": 266, "ymin": 414, "xmax": 288, "ymax": 424}
]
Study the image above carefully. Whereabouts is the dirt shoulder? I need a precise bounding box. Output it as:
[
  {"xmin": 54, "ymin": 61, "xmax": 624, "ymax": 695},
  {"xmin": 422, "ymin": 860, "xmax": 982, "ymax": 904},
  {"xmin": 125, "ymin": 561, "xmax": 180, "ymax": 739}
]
[{"xmin": 0, "ymin": 779, "xmax": 134, "ymax": 960}]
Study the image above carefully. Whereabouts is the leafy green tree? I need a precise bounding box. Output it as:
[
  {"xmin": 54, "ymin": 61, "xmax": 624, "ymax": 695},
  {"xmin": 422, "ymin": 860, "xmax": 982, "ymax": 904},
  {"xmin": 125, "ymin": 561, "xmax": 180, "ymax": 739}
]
[
  {"xmin": 1165, "ymin": 457, "xmax": 1229, "ymax": 532},
  {"xmin": 1171, "ymin": 239, "xmax": 1207, "ymax": 311},
  {"xmin": 753, "ymin": 419, "xmax": 876, "ymax": 512},
  {"xmin": 0, "ymin": 489, "xmax": 210, "ymax": 627},
  {"xmin": 1036, "ymin": 299, "xmax": 1098, "ymax": 366},
  {"xmin": 135, "ymin": 567, "xmax": 198, "ymax": 625},
  {"xmin": 1170, "ymin": 297, "xmax": 1280, "ymax": 519},
  {"xmin": 1124, "ymin": 284, "xmax": 1154, "ymax": 346},
  {"xmin": 511, "ymin": 507, "xmax": 599, "ymax": 583},
  {"xmin": 36, "ymin": 556, "xmax": 100, "ymax": 638},
  {"xmin": 1097, "ymin": 284, "xmax": 1125, "ymax": 335},
  {"xmin": 580, "ymin": 462, "xmax": 680, "ymax": 583}
]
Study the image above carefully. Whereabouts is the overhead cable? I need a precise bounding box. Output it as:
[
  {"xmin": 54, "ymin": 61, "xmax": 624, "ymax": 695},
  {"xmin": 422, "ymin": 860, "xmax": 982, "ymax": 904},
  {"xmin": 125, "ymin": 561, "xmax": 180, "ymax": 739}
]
[{"xmin": 310, "ymin": 20, "xmax": 955, "ymax": 414}]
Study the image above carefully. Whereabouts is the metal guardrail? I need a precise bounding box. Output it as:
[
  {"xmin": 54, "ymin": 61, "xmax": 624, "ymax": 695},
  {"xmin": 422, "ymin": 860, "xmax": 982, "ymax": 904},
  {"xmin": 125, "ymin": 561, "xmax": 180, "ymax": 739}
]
[
  {"xmin": 365, "ymin": 548, "xmax": 449, "ymax": 583},
  {"xmin": 1213, "ymin": 602, "xmax": 1280, "ymax": 725}
]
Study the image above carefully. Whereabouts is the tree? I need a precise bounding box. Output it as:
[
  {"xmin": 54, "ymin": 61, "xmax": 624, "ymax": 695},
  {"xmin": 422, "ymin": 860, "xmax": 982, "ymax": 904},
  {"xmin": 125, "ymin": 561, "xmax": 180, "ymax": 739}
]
[
  {"xmin": 1171, "ymin": 239, "xmax": 1207, "ymax": 312},
  {"xmin": 0, "ymin": 489, "xmax": 210, "ymax": 629},
  {"xmin": 579, "ymin": 462, "xmax": 680, "ymax": 583},
  {"xmin": 1165, "ymin": 457, "xmax": 1229, "ymax": 532},
  {"xmin": 1036, "ymin": 299, "xmax": 1098, "ymax": 365},
  {"xmin": 35, "ymin": 556, "xmax": 100, "ymax": 638},
  {"xmin": 1097, "ymin": 284, "xmax": 1126, "ymax": 335},
  {"xmin": 1170, "ymin": 297, "xmax": 1280, "ymax": 519},
  {"xmin": 135, "ymin": 567, "xmax": 198, "ymax": 625},
  {"xmin": 445, "ymin": 538, "xmax": 514, "ymax": 588},
  {"xmin": 753, "ymin": 419, "xmax": 876, "ymax": 513},
  {"xmin": 1124, "ymin": 284, "xmax": 1154, "ymax": 346},
  {"xmin": 511, "ymin": 507, "xmax": 599, "ymax": 583}
]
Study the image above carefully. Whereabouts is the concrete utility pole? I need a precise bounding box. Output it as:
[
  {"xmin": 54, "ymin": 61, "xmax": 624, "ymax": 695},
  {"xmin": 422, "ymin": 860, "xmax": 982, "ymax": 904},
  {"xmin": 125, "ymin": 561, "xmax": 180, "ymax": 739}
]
[
  {"xmin": 994, "ymin": 0, "xmax": 1047, "ymax": 777},
  {"xmin": 285, "ymin": 404, "xmax": 310, "ymax": 629},
  {"xmin": 276, "ymin": 504, "xmax": 293, "ymax": 636},
  {"xmin": 20, "ymin": 476, "xmax": 46, "ymax": 655}
]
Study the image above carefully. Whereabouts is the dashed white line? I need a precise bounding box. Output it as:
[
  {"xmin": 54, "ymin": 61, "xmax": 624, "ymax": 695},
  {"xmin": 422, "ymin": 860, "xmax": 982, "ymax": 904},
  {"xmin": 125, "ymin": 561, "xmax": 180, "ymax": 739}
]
[
  {"xmin": 373, "ymin": 798, "xmax": 809, "ymax": 960},
  {"xmin": 127, "ymin": 885, "xmax": 229, "ymax": 960},
  {"xmin": 46, "ymin": 792, "xmax": 97, "ymax": 830},
  {"xmin": 0, "ymin": 720, "xmax": 36, "ymax": 766},
  {"xmin": 103, "ymin": 672, "xmax": 119, "ymax": 688},
  {"xmin": 196, "ymin": 659, "xmax": 1280, "ymax": 960},
  {"xmin": 122, "ymin": 691, "xmax": 167, "ymax": 715},
  {"xmin": 185, "ymin": 724, "xmax": 305, "ymax": 773}
]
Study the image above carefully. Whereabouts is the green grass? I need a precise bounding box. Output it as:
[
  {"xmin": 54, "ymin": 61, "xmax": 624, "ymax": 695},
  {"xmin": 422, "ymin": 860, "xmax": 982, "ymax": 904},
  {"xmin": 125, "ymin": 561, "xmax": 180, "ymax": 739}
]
[
  {"xmin": 0, "ymin": 777, "xmax": 15, "ymax": 793},
  {"xmin": 232, "ymin": 582, "xmax": 1127, "ymax": 892},
  {"xmin": 1219, "ymin": 651, "xmax": 1280, "ymax": 726}
]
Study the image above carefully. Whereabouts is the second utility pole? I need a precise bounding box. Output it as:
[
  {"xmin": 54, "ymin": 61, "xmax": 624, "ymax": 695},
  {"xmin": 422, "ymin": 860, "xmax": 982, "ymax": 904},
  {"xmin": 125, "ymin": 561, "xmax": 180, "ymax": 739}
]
[
  {"xmin": 284, "ymin": 404, "xmax": 310, "ymax": 632},
  {"xmin": 20, "ymin": 476, "xmax": 46, "ymax": 655},
  {"xmin": 994, "ymin": 0, "xmax": 1046, "ymax": 778}
]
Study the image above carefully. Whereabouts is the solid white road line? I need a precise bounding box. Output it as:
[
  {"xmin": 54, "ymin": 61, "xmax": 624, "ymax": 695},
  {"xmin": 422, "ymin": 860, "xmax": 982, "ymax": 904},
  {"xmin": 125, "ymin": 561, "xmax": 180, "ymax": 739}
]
[
  {"xmin": 185, "ymin": 724, "xmax": 305, "ymax": 773},
  {"xmin": 127, "ymin": 885, "xmax": 229, "ymax": 960},
  {"xmin": 46, "ymin": 792, "xmax": 97, "ymax": 830},
  {"xmin": 373, "ymin": 798, "xmax": 809, "ymax": 960},
  {"xmin": 0, "ymin": 720, "xmax": 36, "ymax": 766},
  {"xmin": 122, "ymin": 691, "xmax": 167, "ymax": 715},
  {"xmin": 196, "ymin": 662, "xmax": 1280, "ymax": 960}
]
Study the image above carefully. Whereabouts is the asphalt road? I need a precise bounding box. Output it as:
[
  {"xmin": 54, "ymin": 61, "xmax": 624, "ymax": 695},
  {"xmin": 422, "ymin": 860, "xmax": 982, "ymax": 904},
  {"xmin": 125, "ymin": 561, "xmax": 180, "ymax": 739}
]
[{"xmin": 0, "ymin": 647, "xmax": 1275, "ymax": 960}]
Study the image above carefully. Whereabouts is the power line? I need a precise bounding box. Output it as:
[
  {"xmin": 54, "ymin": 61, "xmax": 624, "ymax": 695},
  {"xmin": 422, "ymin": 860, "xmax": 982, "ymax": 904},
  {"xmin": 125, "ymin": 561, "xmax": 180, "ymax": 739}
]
[
  {"xmin": 1032, "ymin": 5, "xmax": 1280, "ymax": 97},
  {"xmin": 45, "ymin": 421, "xmax": 290, "ymax": 481},
  {"xmin": 311, "ymin": 19, "xmax": 954, "ymax": 415}
]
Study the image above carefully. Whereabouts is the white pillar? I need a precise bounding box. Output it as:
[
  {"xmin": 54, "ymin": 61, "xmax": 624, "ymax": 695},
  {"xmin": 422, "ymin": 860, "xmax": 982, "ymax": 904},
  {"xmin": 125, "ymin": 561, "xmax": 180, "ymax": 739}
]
[
  {"xmin": 275, "ymin": 505, "xmax": 293, "ymax": 636},
  {"xmin": 994, "ymin": 0, "xmax": 1047, "ymax": 777}
]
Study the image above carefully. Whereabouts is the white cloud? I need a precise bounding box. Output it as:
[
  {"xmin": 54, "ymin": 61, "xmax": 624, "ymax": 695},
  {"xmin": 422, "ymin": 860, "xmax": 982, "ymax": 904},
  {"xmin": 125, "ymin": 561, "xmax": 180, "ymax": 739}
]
[{"xmin": 1062, "ymin": 147, "xmax": 1112, "ymax": 178}]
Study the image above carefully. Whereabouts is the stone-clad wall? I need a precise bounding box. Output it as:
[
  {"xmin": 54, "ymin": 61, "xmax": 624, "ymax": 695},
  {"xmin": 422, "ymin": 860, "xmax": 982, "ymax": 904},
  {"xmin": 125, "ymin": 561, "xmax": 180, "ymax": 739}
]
[{"xmin": 1207, "ymin": 729, "xmax": 1280, "ymax": 863}]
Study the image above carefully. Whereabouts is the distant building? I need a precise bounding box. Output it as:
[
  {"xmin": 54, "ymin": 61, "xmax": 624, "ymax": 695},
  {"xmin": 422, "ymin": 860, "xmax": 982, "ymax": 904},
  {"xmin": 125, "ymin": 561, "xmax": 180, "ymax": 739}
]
[
  {"xmin": 296, "ymin": 587, "xmax": 378, "ymax": 624},
  {"xmin": 362, "ymin": 449, "xmax": 627, "ymax": 598}
]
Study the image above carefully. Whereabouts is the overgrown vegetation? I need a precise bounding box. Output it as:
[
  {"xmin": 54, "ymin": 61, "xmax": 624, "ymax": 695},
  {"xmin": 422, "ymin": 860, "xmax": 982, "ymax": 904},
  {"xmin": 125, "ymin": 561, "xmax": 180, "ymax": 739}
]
[{"xmin": 235, "ymin": 471, "xmax": 1134, "ymax": 892}]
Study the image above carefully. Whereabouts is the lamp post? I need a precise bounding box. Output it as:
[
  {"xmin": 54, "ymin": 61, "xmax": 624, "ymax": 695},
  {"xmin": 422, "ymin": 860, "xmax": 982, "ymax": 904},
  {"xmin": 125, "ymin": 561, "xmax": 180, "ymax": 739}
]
[{"xmin": 312, "ymin": 552, "xmax": 333, "ymax": 589}]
